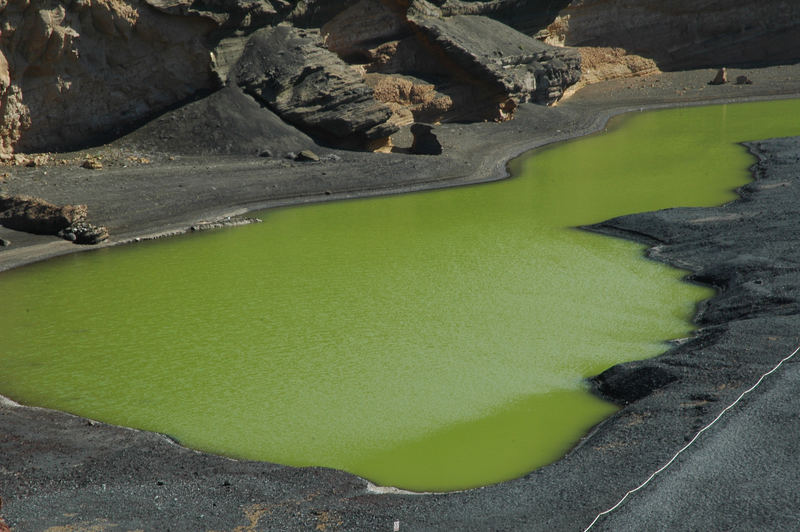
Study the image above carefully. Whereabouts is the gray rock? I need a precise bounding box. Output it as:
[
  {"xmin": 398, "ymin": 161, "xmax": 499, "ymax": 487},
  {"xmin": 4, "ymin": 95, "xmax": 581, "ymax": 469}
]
[
  {"xmin": 234, "ymin": 25, "xmax": 398, "ymax": 148},
  {"xmin": 0, "ymin": 238, "xmax": 10, "ymax": 247},
  {"xmin": 59, "ymin": 222, "xmax": 109, "ymax": 245},
  {"xmin": 736, "ymin": 74, "xmax": 754, "ymax": 85},
  {"xmin": 295, "ymin": 150, "xmax": 321, "ymax": 162},
  {"xmin": 407, "ymin": 13, "xmax": 581, "ymax": 105}
]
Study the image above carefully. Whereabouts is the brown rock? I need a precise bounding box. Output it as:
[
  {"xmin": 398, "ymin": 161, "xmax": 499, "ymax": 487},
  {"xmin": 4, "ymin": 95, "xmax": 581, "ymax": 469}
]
[
  {"xmin": 82, "ymin": 156, "xmax": 104, "ymax": 170},
  {"xmin": 0, "ymin": 193, "xmax": 88, "ymax": 234},
  {"xmin": 577, "ymin": 46, "xmax": 660, "ymax": 84},
  {"xmin": 364, "ymin": 73, "xmax": 454, "ymax": 123},
  {"xmin": 736, "ymin": 75, "xmax": 754, "ymax": 85},
  {"xmin": 0, "ymin": 0, "xmax": 219, "ymax": 156}
]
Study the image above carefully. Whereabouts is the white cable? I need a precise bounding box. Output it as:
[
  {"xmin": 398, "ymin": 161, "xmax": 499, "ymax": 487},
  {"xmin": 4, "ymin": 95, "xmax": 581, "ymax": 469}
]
[{"xmin": 583, "ymin": 341, "xmax": 800, "ymax": 531}]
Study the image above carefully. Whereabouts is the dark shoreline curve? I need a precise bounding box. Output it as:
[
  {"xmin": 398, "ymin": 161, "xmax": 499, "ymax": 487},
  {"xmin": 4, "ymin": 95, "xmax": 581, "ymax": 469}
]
[{"xmin": 2, "ymin": 65, "xmax": 800, "ymax": 530}]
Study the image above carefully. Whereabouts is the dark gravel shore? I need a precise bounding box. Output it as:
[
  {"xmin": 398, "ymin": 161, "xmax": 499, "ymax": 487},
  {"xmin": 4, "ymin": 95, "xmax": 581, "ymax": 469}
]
[{"xmin": 2, "ymin": 65, "xmax": 800, "ymax": 530}]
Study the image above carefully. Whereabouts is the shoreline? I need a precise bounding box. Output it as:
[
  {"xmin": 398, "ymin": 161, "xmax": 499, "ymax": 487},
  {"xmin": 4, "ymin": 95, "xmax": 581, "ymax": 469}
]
[
  {"xmin": 2, "ymin": 66, "xmax": 799, "ymax": 274},
  {"xmin": 3, "ymin": 65, "xmax": 800, "ymax": 529}
]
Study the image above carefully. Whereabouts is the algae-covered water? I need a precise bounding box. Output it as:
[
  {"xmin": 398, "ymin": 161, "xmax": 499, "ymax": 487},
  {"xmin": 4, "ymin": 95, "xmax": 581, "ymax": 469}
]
[{"xmin": 2, "ymin": 99, "xmax": 800, "ymax": 491}]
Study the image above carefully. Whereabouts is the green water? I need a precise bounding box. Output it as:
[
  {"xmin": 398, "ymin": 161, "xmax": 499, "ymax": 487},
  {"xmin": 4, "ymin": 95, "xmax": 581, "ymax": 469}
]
[{"xmin": 2, "ymin": 100, "xmax": 799, "ymax": 491}]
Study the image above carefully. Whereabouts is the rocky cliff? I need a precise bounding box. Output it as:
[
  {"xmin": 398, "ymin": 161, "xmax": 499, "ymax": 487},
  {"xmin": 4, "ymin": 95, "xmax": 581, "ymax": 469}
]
[
  {"xmin": 1, "ymin": 0, "xmax": 798, "ymax": 157},
  {"xmin": 0, "ymin": 0, "xmax": 583, "ymax": 156},
  {"xmin": 541, "ymin": 0, "xmax": 800, "ymax": 71}
]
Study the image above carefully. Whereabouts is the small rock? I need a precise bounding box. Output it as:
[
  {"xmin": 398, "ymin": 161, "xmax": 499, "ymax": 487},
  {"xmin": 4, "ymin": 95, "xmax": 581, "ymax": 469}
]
[
  {"xmin": 709, "ymin": 67, "xmax": 727, "ymax": 85},
  {"xmin": 0, "ymin": 238, "xmax": 10, "ymax": 247},
  {"xmin": 295, "ymin": 150, "xmax": 320, "ymax": 162},
  {"xmin": 81, "ymin": 157, "xmax": 103, "ymax": 170},
  {"xmin": 285, "ymin": 152, "xmax": 296, "ymax": 160},
  {"xmin": 736, "ymin": 75, "xmax": 753, "ymax": 85},
  {"xmin": 258, "ymin": 149, "xmax": 273, "ymax": 158}
]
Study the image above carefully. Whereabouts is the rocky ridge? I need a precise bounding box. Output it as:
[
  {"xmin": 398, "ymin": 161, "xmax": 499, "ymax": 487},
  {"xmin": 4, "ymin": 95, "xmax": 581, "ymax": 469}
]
[
  {"xmin": 541, "ymin": 0, "xmax": 800, "ymax": 71},
  {"xmin": 1, "ymin": 0, "xmax": 580, "ymax": 156},
  {"xmin": 3, "ymin": 0, "xmax": 800, "ymax": 158}
]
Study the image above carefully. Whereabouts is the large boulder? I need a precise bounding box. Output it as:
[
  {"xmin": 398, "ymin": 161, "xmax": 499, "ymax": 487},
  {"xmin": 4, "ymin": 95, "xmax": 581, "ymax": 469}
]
[
  {"xmin": 0, "ymin": 193, "xmax": 87, "ymax": 234},
  {"xmin": 321, "ymin": 1, "xmax": 581, "ymax": 122},
  {"xmin": 234, "ymin": 25, "xmax": 398, "ymax": 148},
  {"xmin": 408, "ymin": 12, "xmax": 581, "ymax": 106}
]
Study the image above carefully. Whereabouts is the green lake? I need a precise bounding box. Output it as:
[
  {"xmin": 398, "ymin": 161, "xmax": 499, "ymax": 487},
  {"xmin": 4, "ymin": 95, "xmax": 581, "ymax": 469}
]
[{"xmin": 2, "ymin": 99, "xmax": 800, "ymax": 492}]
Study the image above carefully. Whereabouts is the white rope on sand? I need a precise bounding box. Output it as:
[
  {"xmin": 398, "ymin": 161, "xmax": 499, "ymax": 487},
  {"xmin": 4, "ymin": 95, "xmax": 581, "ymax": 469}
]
[{"xmin": 583, "ymin": 341, "xmax": 800, "ymax": 531}]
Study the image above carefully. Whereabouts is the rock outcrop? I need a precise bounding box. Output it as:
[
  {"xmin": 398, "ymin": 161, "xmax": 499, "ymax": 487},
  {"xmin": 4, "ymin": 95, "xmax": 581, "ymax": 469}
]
[
  {"xmin": 541, "ymin": 0, "xmax": 800, "ymax": 71},
  {"xmin": 408, "ymin": 12, "xmax": 581, "ymax": 106},
  {"xmin": 0, "ymin": 193, "xmax": 87, "ymax": 234},
  {"xmin": 0, "ymin": 0, "xmax": 218, "ymax": 154},
  {"xmin": 0, "ymin": 0, "xmax": 580, "ymax": 155},
  {"xmin": 0, "ymin": 193, "xmax": 108, "ymax": 243},
  {"xmin": 321, "ymin": 0, "xmax": 580, "ymax": 122},
  {"xmin": 3, "ymin": 0, "xmax": 798, "ymax": 156},
  {"xmin": 234, "ymin": 25, "xmax": 398, "ymax": 149}
]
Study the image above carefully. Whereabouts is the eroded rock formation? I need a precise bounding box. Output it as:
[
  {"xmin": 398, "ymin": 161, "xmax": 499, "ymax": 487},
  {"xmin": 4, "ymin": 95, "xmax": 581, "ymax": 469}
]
[
  {"xmin": 0, "ymin": 0, "xmax": 218, "ymax": 154},
  {"xmin": 2, "ymin": 0, "xmax": 798, "ymax": 156},
  {"xmin": 0, "ymin": 0, "xmax": 583, "ymax": 155},
  {"xmin": 321, "ymin": 0, "xmax": 580, "ymax": 122},
  {"xmin": 0, "ymin": 193, "xmax": 87, "ymax": 234},
  {"xmin": 542, "ymin": 0, "xmax": 800, "ymax": 71},
  {"xmin": 234, "ymin": 25, "xmax": 398, "ymax": 149},
  {"xmin": 0, "ymin": 192, "xmax": 108, "ymax": 243}
]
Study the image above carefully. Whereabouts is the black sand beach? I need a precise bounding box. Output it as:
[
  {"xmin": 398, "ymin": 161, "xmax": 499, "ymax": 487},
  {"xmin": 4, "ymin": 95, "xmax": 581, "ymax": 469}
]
[{"xmin": 2, "ymin": 65, "xmax": 800, "ymax": 530}]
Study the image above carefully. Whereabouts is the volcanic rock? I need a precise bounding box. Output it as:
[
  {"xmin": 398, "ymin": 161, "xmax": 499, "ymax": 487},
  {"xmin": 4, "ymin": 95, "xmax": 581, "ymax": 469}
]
[
  {"xmin": 0, "ymin": 193, "xmax": 87, "ymax": 235},
  {"xmin": 0, "ymin": 0, "xmax": 218, "ymax": 155},
  {"xmin": 58, "ymin": 222, "xmax": 110, "ymax": 245},
  {"xmin": 407, "ymin": 12, "xmax": 582, "ymax": 106},
  {"xmin": 234, "ymin": 25, "xmax": 398, "ymax": 148},
  {"xmin": 540, "ymin": 0, "xmax": 800, "ymax": 71}
]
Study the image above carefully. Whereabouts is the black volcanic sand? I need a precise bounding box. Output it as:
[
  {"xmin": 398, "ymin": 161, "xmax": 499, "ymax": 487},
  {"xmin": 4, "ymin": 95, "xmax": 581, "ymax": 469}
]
[{"xmin": 2, "ymin": 65, "xmax": 800, "ymax": 530}]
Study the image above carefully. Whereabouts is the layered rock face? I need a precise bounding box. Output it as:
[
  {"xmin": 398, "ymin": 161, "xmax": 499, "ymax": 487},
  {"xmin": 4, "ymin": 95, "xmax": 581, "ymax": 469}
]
[
  {"xmin": 321, "ymin": 0, "xmax": 580, "ymax": 123},
  {"xmin": 0, "ymin": 0, "xmax": 581, "ymax": 155},
  {"xmin": 543, "ymin": 0, "xmax": 800, "ymax": 71},
  {"xmin": 234, "ymin": 25, "xmax": 397, "ymax": 149},
  {"xmin": 0, "ymin": 0, "xmax": 218, "ymax": 154},
  {"xmin": 2, "ymin": 0, "xmax": 798, "ymax": 156}
]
